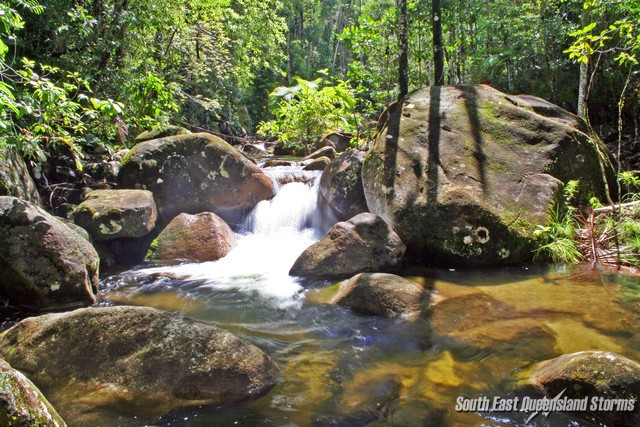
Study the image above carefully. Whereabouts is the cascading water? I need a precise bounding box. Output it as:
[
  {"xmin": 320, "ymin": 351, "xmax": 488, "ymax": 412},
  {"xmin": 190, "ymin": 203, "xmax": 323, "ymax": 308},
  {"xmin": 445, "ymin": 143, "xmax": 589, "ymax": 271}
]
[{"xmin": 129, "ymin": 164, "xmax": 338, "ymax": 307}]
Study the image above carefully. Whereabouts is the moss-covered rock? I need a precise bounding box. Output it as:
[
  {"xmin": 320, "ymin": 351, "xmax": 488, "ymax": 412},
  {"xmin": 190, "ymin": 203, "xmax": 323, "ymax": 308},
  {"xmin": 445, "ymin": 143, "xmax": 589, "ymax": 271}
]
[
  {"xmin": 73, "ymin": 189, "xmax": 157, "ymax": 241},
  {"xmin": 148, "ymin": 212, "xmax": 237, "ymax": 262},
  {"xmin": 0, "ymin": 147, "xmax": 41, "ymax": 208},
  {"xmin": 0, "ymin": 358, "xmax": 66, "ymax": 426},
  {"xmin": 0, "ymin": 306, "xmax": 279, "ymax": 415},
  {"xmin": 133, "ymin": 125, "xmax": 190, "ymax": 144},
  {"xmin": 518, "ymin": 351, "xmax": 640, "ymax": 425},
  {"xmin": 0, "ymin": 196, "xmax": 99, "ymax": 310},
  {"xmin": 289, "ymin": 213, "xmax": 405, "ymax": 279},
  {"xmin": 319, "ymin": 150, "xmax": 368, "ymax": 220},
  {"xmin": 118, "ymin": 133, "xmax": 274, "ymax": 224},
  {"xmin": 362, "ymin": 85, "xmax": 616, "ymax": 266}
]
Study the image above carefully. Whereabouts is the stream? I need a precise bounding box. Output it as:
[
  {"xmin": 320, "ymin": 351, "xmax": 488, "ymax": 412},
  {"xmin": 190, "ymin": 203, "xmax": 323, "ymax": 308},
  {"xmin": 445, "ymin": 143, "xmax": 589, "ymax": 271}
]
[{"xmin": 41, "ymin": 165, "xmax": 640, "ymax": 426}]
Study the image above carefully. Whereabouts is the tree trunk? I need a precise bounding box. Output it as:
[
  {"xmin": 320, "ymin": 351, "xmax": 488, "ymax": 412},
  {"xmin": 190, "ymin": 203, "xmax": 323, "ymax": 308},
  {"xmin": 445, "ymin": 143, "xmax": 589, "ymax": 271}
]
[
  {"xmin": 397, "ymin": 0, "xmax": 409, "ymax": 99},
  {"xmin": 433, "ymin": 0, "xmax": 444, "ymax": 85},
  {"xmin": 576, "ymin": 7, "xmax": 589, "ymax": 119}
]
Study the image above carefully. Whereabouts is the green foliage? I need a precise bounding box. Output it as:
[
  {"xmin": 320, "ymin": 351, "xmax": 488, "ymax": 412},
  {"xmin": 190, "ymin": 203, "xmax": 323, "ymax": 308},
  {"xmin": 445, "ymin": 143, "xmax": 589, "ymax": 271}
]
[
  {"xmin": 128, "ymin": 72, "xmax": 179, "ymax": 131},
  {"xmin": 534, "ymin": 180, "xmax": 584, "ymax": 264},
  {"xmin": 1, "ymin": 1, "xmax": 122, "ymax": 168},
  {"xmin": 258, "ymin": 73, "xmax": 357, "ymax": 153}
]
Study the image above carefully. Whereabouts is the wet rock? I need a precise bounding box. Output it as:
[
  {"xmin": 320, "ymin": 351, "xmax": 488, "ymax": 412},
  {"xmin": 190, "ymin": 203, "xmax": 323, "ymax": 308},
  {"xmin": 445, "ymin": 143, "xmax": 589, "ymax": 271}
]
[
  {"xmin": 242, "ymin": 143, "xmax": 268, "ymax": 157},
  {"xmin": 318, "ymin": 132, "xmax": 352, "ymax": 153},
  {"xmin": 0, "ymin": 358, "xmax": 66, "ymax": 427},
  {"xmin": 133, "ymin": 125, "xmax": 190, "ymax": 144},
  {"xmin": 0, "ymin": 306, "xmax": 279, "ymax": 413},
  {"xmin": 303, "ymin": 156, "xmax": 331, "ymax": 171},
  {"xmin": 118, "ymin": 133, "xmax": 274, "ymax": 225},
  {"xmin": 429, "ymin": 291, "xmax": 513, "ymax": 335},
  {"xmin": 449, "ymin": 318, "xmax": 559, "ymax": 362},
  {"xmin": 362, "ymin": 84, "xmax": 616, "ymax": 266},
  {"xmin": 519, "ymin": 351, "xmax": 640, "ymax": 426},
  {"xmin": 0, "ymin": 196, "xmax": 99, "ymax": 310},
  {"xmin": 331, "ymin": 273, "xmax": 427, "ymax": 319},
  {"xmin": 73, "ymin": 189, "xmax": 157, "ymax": 241},
  {"xmin": 263, "ymin": 159, "xmax": 293, "ymax": 168},
  {"xmin": 0, "ymin": 147, "xmax": 41, "ymax": 207},
  {"xmin": 320, "ymin": 150, "xmax": 368, "ymax": 220},
  {"xmin": 290, "ymin": 213, "xmax": 405, "ymax": 279},
  {"xmin": 148, "ymin": 212, "xmax": 237, "ymax": 262},
  {"xmin": 304, "ymin": 146, "xmax": 336, "ymax": 161},
  {"xmin": 315, "ymin": 375, "xmax": 401, "ymax": 426}
]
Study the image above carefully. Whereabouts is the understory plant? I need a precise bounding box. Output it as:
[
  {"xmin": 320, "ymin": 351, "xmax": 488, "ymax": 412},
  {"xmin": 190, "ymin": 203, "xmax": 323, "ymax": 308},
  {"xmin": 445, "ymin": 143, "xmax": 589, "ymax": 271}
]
[
  {"xmin": 257, "ymin": 72, "xmax": 357, "ymax": 154},
  {"xmin": 533, "ymin": 180, "xmax": 583, "ymax": 264}
]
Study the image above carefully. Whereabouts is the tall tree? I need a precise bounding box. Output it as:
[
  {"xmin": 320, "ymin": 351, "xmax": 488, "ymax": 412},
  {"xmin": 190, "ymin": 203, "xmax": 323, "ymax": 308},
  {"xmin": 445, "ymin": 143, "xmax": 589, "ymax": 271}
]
[
  {"xmin": 397, "ymin": 0, "xmax": 409, "ymax": 98},
  {"xmin": 432, "ymin": 0, "xmax": 444, "ymax": 85}
]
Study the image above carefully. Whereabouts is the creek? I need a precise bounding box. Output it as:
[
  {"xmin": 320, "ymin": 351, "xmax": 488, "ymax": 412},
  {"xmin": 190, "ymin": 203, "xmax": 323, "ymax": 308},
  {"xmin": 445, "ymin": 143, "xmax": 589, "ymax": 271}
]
[{"xmin": 48, "ymin": 165, "xmax": 640, "ymax": 426}]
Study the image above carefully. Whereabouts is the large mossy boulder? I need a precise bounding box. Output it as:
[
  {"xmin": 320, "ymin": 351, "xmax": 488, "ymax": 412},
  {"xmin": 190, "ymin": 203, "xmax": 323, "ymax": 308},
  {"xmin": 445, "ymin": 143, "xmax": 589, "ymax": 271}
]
[
  {"xmin": 319, "ymin": 150, "xmax": 368, "ymax": 220},
  {"xmin": 118, "ymin": 133, "xmax": 275, "ymax": 224},
  {"xmin": 518, "ymin": 351, "xmax": 640, "ymax": 425},
  {"xmin": 148, "ymin": 212, "xmax": 237, "ymax": 262},
  {"xmin": 0, "ymin": 147, "xmax": 41, "ymax": 207},
  {"xmin": 0, "ymin": 306, "xmax": 279, "ymax": 414},
  {"xmin": 362, "ymin": 84, "xmax": 616, "ymax": 266},
  {"xmin": 0, "ymin": 196, "xmax": 99, "ymax": 310},
  {"xmin": 331, "ymin": 273, "xmax": 427, "ymax": 319},
  {"xmin": 73, "ymin": 189, "xmax": 157, "ymax": 241},
  {"xmin": 289, "ymin": 213, "xmax": 405, "ymax": 279},
  {"xmin": 0, "ymin": 358, "xmax": 66, "ymax": 427}
]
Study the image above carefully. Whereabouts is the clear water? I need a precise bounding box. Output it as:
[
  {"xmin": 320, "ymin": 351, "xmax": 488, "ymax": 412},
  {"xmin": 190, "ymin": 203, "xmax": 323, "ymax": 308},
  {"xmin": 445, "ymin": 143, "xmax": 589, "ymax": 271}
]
[{"xmin": 40, "ymin": 166, "xmax": 640, "ymax": 426}]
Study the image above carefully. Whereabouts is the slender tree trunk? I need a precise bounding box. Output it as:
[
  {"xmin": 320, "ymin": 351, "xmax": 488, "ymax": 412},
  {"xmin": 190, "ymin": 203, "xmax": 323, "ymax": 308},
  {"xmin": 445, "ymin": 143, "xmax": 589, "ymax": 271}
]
[
  {"xmin": 433, "ymin": 0, "xmax": 444, "ymax": 85},
  {"xmin": 577, "ymin": 8, "xmax": 589, "ymax": 119},
  {"xmin": 397, "ymin": 0, "xmax": 409, "ymax": 98}
]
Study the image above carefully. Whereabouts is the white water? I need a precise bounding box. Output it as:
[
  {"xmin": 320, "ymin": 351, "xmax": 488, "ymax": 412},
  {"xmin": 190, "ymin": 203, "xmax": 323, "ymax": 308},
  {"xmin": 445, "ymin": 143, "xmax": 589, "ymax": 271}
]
[{"xmin": 134, "ymin": 166, "xmax": 338, "ymax": 307}]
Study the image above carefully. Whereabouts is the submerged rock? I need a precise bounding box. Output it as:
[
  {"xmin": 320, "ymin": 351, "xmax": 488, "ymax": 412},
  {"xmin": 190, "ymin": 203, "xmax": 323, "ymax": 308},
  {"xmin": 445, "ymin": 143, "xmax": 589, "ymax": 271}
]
[
  {"xmin": 319, "ymin": 150, "xmax": 368, "ymax": 220},
  {"xmin": 519, "ymin": 351, "xmax": 640, "ymax": 425},
  {"xmin": 118, "ymin": 133, "xmax": 274, "ymax": 224},
  {"xmin": 362, "ymin": 84, "xmax": 616, "ymax": 266},
  {"xmin": 73, "ymin": 189, "xmax": 157, "ymax": 241},
  {"xmin": 0, "ymin": 147, "xmax": 41, "ymax": 207},
  {"xmin": 0, "ymin": 306, "xmax": 279, "ymax": 413},
  {"xmin": 148, "ymin": 212, "xmax": 237, "ymax": 262},
  {"xmin": 0, "ymin": 358, "xmax": 66, "ymax": 427},
  {"xmin": 289, "ymin": 213, "xmax": 405, "ymax": 279},
  {"xmin": 331, "ymin": 273, "xmax": 427, "ymax": 319},
  {"xmin": 0, "ymin": 196, "xmax": 99, "ymax": 310}
]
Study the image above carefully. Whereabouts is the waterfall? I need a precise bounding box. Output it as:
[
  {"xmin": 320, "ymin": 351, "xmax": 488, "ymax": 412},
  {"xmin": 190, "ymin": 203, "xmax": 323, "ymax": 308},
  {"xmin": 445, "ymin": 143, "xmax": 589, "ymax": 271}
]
[{"xmin": 135, "ymin": 165, "xmax": 338, "ymax": 307}]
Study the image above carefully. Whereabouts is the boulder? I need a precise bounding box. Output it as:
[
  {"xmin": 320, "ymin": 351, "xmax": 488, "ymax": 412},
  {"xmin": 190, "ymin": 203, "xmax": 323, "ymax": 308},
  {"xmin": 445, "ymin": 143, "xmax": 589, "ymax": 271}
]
[
  {"xmin": 318, "ymin": 132, "xmax": 352, "ymax": 152},
  {"xmin": 73, "ymin": 189, "xmax": 157, "ymax": 241},
  {"xmin": 331, "ymin": 273, "xmax": 426, "ymax": 318},
  {"xmin": 319, "ymin": 150, "xmax": 368, "ymax": 220},
  {"xmin": 118, "ymin": 133, "xmax": 274, "ymax": 224},
  {"xmin": 362, "ymin": 84, "xmax": 616, "ymax": 266},
  {"xmin": 83, "ymin": 160, "xmax": 120, "ymax": 182},
  {"xmin": 519, "ymin": 351, "xmax": 640, "ymax": 425},
  {"xmin": 289, "ymin": 213, "xmax": 405, "ymax": 279},
  {"xmin": 0, "ymin": 306, "xmax": 279, "ymax": 412},
  {"xmin": 148, "ymin": 212, "xmax": 237, "ymax": 262},
  {"xmin": 0, "ymin": 196, "xmax": 99, "ymax": 310},
  {"xmin": 263, "ymin": 159, "xmax": 293, "ymax": 168},
  {"xmin": 133, "ymin": 125, "xmax": 190, "ymax": 144},
  {"xmin": 0, "ymin": 147, "xmax": 41, "ymax": 207},
  {"xmin": 302, "ymin": 156, "xmax": 331, "ymax": 171},
  {"xmin": 303, "ymin": 146, "xmax": 336, "ymax": 161},
  {"xmin": 0, "ymin": 358, "xmax": 66, "ymax": 427}
]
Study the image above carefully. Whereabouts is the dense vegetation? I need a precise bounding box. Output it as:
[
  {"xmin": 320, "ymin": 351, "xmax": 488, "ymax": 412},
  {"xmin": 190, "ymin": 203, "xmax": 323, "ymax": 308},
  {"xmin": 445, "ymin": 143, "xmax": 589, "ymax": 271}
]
[{"xmin": 1, "ymin": 0, "xmax": 639, "ymax": 266}]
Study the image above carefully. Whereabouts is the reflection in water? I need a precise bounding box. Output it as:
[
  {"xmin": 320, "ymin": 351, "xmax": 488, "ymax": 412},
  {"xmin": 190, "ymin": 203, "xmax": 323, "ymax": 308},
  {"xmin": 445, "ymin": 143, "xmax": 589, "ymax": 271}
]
[{"xmin": 74, "ymin": 166, "xmax": 640, "ymax": 426}]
